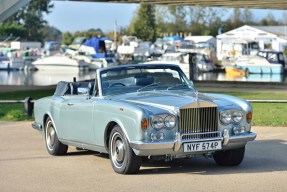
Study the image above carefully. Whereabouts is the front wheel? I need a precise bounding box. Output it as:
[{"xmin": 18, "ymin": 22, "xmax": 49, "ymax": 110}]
[
  {"xmin": 109, "ymin": 125, "xmax": 142, "ymax": 174},
  {"xmin": 213, "ymin": 146, "xmax": 245, "ymax": 166},
  {"xmin": 45, "ymin": 117, "xmax": 68, "ymax": 156}
]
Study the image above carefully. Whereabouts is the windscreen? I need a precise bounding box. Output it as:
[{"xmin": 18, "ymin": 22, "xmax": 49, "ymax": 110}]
[{"xmin": 100, "ymin": 65, "xmax": 194, "ymax": 96}]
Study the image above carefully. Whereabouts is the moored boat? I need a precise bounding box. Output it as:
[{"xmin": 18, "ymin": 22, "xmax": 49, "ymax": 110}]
[
  {"xmin": 225, "ymin": 66, "xmax": 246, "ymax": 78},
  {"xmin": 32, "ymin": 54, "xmax": 89, "ymax": 71},
  {"xmin": 235, "ymin": 55, "xmax": 283, "ymax": 74}
]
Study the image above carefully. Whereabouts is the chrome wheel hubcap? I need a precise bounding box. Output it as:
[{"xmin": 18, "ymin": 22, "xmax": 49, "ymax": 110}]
[
  {"xmin": 46, "ymin": 121, "xmax": 56, "ymax": 151},
  {"xmin": 111, "ymin": 132, "xmax": 125, "ymax": 168}
]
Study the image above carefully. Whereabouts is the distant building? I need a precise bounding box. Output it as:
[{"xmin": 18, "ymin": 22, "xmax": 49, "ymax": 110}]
[
  {"xmin": 184, "ymin": 36, "xmax": 216, "ymax": 49},
  {"xmin": 216, "ymin": 25, "xmax": 287, "ymax": 61}
]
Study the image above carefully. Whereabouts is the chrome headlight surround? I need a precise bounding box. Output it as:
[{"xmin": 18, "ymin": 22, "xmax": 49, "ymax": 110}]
[
  {"xmin": 220, "ymin": 111, "xmax": 232, "ymax": 124},
  {"xmin": 151, "ymin": 114, "xmax": 176, "ymax": 129},
  {"xmin": 151, "ymin": 116, "xmax": 164, "ymax": 129},
  {"xmin": 232, "ymin": 111, "xmax": 243, "ymax": 123},
  {"xmin": 220, "ymin": 110, "xmax": 243, "ymax": 125},
  {"xmin": 164, "ymin": 115, "xmax": 176, "ymax": 128}
]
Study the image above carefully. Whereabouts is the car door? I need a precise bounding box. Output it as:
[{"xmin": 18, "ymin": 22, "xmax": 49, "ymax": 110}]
[{"xmin": 59, "ymin": 95, "xmax": 95, "ymax": 144}]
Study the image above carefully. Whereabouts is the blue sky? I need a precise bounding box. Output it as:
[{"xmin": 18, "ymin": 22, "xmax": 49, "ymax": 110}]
[
  {"xmin": 44, "ymin": 2, "xmax": 138, "ymax": 32},
  {"xmin": 44, "ymin": 1, "xmax": 286, "ymax": 33}
]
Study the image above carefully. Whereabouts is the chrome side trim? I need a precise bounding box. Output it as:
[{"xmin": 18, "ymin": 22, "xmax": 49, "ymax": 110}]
[{"xmin": 32, "ymin": 122, "xmax": 42, "ymax": 131}]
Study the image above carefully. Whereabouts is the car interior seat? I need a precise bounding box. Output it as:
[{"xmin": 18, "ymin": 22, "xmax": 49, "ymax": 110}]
[{"xmin": 134, "ymin": 75, "xmax": 154, "ymax": 86}]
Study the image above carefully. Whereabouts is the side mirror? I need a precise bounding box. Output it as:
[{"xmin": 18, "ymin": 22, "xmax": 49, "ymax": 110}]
[{"xmin": 77, "ymin": 87, "xmax": 89, "ymax": 95}]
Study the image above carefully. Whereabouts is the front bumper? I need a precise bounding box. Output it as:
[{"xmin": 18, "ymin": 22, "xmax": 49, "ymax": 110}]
[{"xmin": 130, "ymin": 131, "xmax": 257, "ymax": 156}]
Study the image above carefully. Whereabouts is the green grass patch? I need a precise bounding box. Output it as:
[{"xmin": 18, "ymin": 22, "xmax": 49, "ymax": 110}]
[
  {"xmin": 216, "ymin": 92, "xmax": 287, "ymax": 100},
  {"xmin": 0, "ymin": 89, "xmax": 54, "ymax": 121},
  {"xmin": 206, "ymin": 91, "xmax": 287, "ymax": 127},
  {"xmin": 0, "ymin": 89, "xmax": 286, "ymax": 126},
  {"xmin": 252, "ymin": 103, "xmax": 287, "ymax": 126}
]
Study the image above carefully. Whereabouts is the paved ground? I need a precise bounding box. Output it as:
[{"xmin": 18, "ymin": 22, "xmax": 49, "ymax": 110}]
[{"xmin": 0, "ymin": 121, "xmax": 287, "ymax": 192}]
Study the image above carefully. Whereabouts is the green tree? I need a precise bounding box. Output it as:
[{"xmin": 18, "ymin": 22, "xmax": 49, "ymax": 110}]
[
  {"xmin": 40, "ymin": 25, "xmax": 62, "ymax": 42},
  {"xmin": 62, "ymin": 32, "xmax": 73, "ymax": 45},
  {"xmin": 0, "ymin": 23, "xmax": 26, "ymax": 39},
  {"xmin": 241, "ymin": 8, "xmax": 254, "ymax": 24},
  {"xmin": 130, "ymin": 3, "xmax": 157, "ymax": 42},
  {"xmin": 188, "ymin": 6, "xmax": 226, "ymax": 36},
  {"xmin": 231, "ymin": 8, "xmax": 243, "ymax": 28},
  {"xmin": 259, "ymin": 12, "xmax": 281, "ymax": 26},
  {"xmin": 168, "ymin": 5, "xmax": 188, "ymax": 34},
  {"xmin": 6, "ymin": 0, "xmax": 54, "ymax": 42},
  {"xmin": 205, "ymin": 8, "xmax": 226, "ymax": 36}
]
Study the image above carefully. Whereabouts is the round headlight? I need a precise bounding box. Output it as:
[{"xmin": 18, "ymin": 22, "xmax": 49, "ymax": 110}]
[
  {"xmin": 151, "ymin": 116, "xmax": 164, "ymax": 129},
  {"xmin": 220, "ymin": 111, "xmax": 232, "ymax": 124},
  {"xmin": 164, "ymin": 115, "xmax": 176, "ymax": 128},
  {"xmin": 233, "ymin": 111, "xmax": 243, "ymax": 123}
]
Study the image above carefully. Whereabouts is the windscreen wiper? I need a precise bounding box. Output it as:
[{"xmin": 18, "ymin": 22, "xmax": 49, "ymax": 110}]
[{"xmin": 137, "ymin": 82, "xmax": 162, "ymax": 92}]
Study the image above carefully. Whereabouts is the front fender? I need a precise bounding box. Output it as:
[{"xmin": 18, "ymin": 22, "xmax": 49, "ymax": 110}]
[{"xmin": 205, "ymin": 93, "xmax": 252, "ymax": 113}]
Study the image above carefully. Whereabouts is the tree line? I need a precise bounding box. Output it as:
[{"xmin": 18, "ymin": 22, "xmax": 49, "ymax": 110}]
[{"xmin": 0, "ymin": 1, "xmax": 285, "ymax": 45}]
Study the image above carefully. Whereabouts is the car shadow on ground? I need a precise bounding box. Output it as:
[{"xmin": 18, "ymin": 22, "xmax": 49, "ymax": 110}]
[
  {"xmin": 138, "ymin": 139, "xmax": 287, "ymax": 175},
  {"xmin": 62, "ymin": 139, "xmax": 287, "ymax": 175},
  {"xmin": 66, "ymin": 149, "xmax": 110, "ymax": 159}
]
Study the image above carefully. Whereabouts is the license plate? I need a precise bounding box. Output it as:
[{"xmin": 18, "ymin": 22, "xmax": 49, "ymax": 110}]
[{"xmin": 183, "ymin": 140, "xmax": 222, "ymax": 152}]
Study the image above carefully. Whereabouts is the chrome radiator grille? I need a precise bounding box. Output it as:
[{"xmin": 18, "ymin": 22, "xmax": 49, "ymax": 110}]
[{"xmin": 179, "ymin": 107, "xmax": 219, "ymax": 140}]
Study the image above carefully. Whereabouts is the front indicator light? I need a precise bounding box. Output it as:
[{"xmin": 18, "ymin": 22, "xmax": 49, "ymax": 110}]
[
  {"xmin": 141, "ymin": 118, "xmax": 148, "ymax": 130},
  {"xmin": 247, "ymin": 112, "xmax": 252, "ymax": 123}
]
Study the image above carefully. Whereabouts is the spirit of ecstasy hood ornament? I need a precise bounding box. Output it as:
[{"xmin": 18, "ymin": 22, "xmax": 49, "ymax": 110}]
[{"xmin": 195, "ymin": 89, "xmax": 198, "ymax": 102}]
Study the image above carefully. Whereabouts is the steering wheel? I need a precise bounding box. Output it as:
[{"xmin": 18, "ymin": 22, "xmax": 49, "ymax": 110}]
[{"xmin": 109, "ymin": 83, "xmax": 126, "ymax": 87}]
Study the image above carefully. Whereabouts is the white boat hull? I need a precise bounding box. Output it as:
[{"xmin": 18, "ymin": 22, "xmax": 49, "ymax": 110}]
[{"xmin": 32, "ymin": 55, "xmax": 89, "ymax": 71}]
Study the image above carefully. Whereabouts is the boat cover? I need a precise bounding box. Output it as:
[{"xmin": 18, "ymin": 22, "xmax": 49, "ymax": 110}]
[{"xmin": 82, "ymin": 37, "xmax": 109, "ymax": 58}]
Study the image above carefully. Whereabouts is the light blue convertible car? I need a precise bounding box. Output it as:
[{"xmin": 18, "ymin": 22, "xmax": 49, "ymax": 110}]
[{"xmin": 32, "ymin": 64, "xmax": 256, "ymax": 174}]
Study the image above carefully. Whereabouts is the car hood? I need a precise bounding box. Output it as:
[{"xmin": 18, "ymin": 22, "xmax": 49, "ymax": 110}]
[{"xmin": 108, "ymin": 90, "xmax": 236, "ymax": 111}]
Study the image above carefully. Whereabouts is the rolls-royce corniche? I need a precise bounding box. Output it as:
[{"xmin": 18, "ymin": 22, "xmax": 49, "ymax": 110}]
[{"xmin": 32, "ymin": 64, "xmax": 256, "ymax": 174}]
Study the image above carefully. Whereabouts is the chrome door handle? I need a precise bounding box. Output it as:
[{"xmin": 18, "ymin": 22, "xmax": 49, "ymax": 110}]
[{"xmin": 67, "ymin": 103, "xmax": 74, "ymax": 106}]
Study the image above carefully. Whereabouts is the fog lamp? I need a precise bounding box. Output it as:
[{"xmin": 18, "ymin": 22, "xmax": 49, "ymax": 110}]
[
  {"xmin": 151, "ymin": 132, "xmax": 165, "ymax": 141},
  {"xmin": 233, "ymin": 126, "xmax": 246, "ymax": 135}
]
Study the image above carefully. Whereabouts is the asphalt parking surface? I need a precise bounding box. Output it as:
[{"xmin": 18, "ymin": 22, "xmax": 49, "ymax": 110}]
[{"xmin": 1, "ymin": 121, "xmax": 287, "ymax": 192}]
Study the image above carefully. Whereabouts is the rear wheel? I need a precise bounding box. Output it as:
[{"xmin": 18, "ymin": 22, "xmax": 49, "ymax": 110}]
[
  {"xmin": 213, "ymin": 146, "xmax": 245, "ymax": 166},
  {"xmin": 109, "ymin": 125, "xmax": 142, "ymax": 174},
  {"xmin": 45, "ymin": 117, "xmax": 68, "ymax": 156}
]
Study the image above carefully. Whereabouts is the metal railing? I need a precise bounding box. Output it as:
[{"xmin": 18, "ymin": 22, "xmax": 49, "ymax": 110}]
[
  {"xmin": 247, "ymin": 100, "xmax": 287, "ymax": 103},
  {"xmin": 0, "ymin": 97, "xmax": 34, "ymax": 116},
  {"xmin": 0, "ymin": 98, "xmax": 287, "ymax": 117}
]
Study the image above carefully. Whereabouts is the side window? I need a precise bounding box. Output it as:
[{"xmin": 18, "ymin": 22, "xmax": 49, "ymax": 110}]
[
  {"xmin": 278, "ymin": 53, "xmax": 284, "ymax": 62},
  {"xmin": 267, "ymin": 53, "xmax": 278, "ymax": 63}
]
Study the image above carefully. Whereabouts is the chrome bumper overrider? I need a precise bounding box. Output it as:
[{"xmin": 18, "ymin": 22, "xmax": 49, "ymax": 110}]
[
  {"xmin": 32, "ymin": 122, "xmax": 42, "ymax": 131},
  {"xmin": 130, "ymin": 132, "xmax": 257, "ymax": 152}
]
